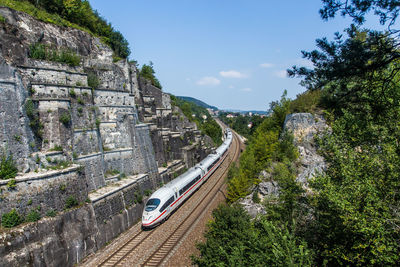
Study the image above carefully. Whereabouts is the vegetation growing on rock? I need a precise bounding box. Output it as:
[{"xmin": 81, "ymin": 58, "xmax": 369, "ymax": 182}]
[
  {"xmin": 0, "ymin": 0, "xmax": 130, "ymax": 59},
  {"xmin": 0, "ymin": 153, "xmax": 18, "ymax": 180},
  {"xmin": 140, "ymin": 61, "xmax": 163, "ymax": 89},
  {"xmin": 170, "ymin": 95, "xmax": 222, "ymax": 146},
  {"xmin": 195, "ymin": 1, "xmax": 400, "ymax": 265}
]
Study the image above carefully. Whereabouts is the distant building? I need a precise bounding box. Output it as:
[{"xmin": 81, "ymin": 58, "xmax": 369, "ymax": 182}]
[
  {"xmin": 226, "ymin": 114, "xmax": 236, "ymax": 118},
  {"xmin": 247, "ymin": 122, "xmax": 253, "ymax": 128},
  {"xmin": 202, "ymin": 114, "xmax": 207, "ymax": 120}
]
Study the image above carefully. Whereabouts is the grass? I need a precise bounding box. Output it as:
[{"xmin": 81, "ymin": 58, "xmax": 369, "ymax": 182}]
[
  {"xmin": 65, "ymin": 196, "xmax": 78, "ymax": 209},
  {"xmin": 0, "ymin": 154, "xmax": 18, "ymax": 180},
  {"xmin": 1, "ymin": 209, "xmax": 23, "ymax": 228},
  {"xmin": 49, "ymin": 145, "xmax": 63, "ymax": 152},
  {"xmin": 29, "ymin": 43, "xmax": 81, "ymax": 67},
  {"xmin": 47, "ymin": 160, "xmax": 72, "ymax": 170},
  {"xmin": 87, "ymin": 72, "xmax": 100, "ymax": 89},
  {"xmin": 0, "ymin": 14, "xmax": 6, "ymax": 23},
  {"xmin": 59, "ymin": 112, "xmax": 71, "ymax": 126}
]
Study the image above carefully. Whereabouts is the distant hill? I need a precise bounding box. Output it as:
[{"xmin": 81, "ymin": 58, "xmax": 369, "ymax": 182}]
[{"xmin": 177, "ymin": 96, "xmax": 218, "ymax": 110}]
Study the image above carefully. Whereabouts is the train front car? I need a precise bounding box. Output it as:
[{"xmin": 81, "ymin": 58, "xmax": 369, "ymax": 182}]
[{"xmin": 142, "ymin": 187, "xmax": 174, "ymax": 229}]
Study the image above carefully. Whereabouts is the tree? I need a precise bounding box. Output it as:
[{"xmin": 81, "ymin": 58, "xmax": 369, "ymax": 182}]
[
  {"xmin": 140, "ymin": 62, "xmax": 162, "ymax": 89},
  {"xmin": 320, "ymin": 0, "xmax": 400, "ymax": 31}
]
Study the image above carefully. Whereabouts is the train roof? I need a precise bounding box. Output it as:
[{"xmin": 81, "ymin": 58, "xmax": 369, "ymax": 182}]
[{"xmin": 165, "ymin": 166, "xmax": 202, "ymax": 190}]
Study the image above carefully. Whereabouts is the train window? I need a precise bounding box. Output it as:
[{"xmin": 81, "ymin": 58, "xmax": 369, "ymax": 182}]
[
  {"xmin": 207, "ymin": 163, "xmax": 214, "ymax": 171},
  {"xmin": 145, "ymin": 198, "xmax": 161, "ymax": 212},
  {"xmin": 159, "ymin": 196, "xmax": 174, "ymax": 212},
  {"xmin": 179, "ymin": 176, "xmax": 201, "ymax": 196}
]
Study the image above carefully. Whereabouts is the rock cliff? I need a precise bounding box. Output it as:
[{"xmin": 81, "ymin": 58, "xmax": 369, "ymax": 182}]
[
  {"xmin": 0, "ymin": 7, "xmax": 213, "ymax": 266},
  {"xmin": 240, "ymin": 112, "xmax": 328, "ymax": 217}
]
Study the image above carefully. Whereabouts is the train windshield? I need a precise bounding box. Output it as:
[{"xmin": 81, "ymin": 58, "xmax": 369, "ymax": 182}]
[{"xmin": 145, "ymin": 198, "xmax": 160, "ymax": 212}]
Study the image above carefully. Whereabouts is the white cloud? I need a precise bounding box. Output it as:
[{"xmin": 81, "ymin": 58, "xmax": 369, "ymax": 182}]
[
  {"xmin": 260, "ymin": 63, "xmax": 274, "ymax": 68},
  {"xmin": 241, "ymin": 87, "xmax": 252, "ymax": 92},
  {"xmin": 228, "ymin": 85, "xmax": 234, "ymax": 89},
  {"xmin": 219, "ymin": 70, "xmax": 248, "ymax": 78},
  {"xmin": 186, "ymin": 78, "xmax": 191, "ymax": 81},
  {"xmin": 274, "ymin": 70, "xmax": 287, "ymax": 78},
  {"xmin": 196, "ymin": 76, "xmax": 221, "ymax": 86}
]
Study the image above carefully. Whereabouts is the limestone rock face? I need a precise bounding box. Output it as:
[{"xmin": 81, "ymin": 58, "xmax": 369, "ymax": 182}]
[
  {"xmin": 283, "ymin": 113, "xmax": 328, "ymax": 185},
  {"xmin": 240, "ymin": 113, "xmax": 328, "ymax": 217},
  {"xmin": 0, "ymin": 7, "xmax": 215, "ymax": 266}
]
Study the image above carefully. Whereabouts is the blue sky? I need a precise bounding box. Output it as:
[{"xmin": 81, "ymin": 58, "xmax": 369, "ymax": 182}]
[{"xmin": 90, "ymin": 1, "xmax": 381, "ymax": 111}]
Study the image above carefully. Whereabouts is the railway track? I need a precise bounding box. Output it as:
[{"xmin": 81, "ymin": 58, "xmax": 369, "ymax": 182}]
[{"xmin": 83, "ymin": 131, "xmax": 241, "ymax": 267}]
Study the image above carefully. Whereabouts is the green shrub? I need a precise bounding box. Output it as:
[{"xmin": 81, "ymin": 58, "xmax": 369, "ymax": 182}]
[
  {"xmin": 0, "ymin": 14, "xmax": 6, "ymax": 23},
  {"xmin": 252, "ymin": 191, "xmax": 260, "ymax": 203},
  {"xmin": 95, "ymin": 118, "xmax": 101, "ymax": 129},
  {"xmin": 65, "ymin": 196, "xmax": 78, "ymax": 209},
  {"xmin": 134, "ymin": 192, "xmax": 143, "ymax": 204},
  {"xmin": 49, "ymin": 145, "xmax": 63, "ymax": 152},
  {"xmin": 14, "ymin": 135, "xmax": 21, "ymax": 143},
  {"xmin": 59, "ymin": 184, "xmax": 66, "ymax": 192},
  {"xmin": 29, "ymin": 43, "xmax": 80, "ymax": 66},
  {"xmin": 26, "ymin": 209, "xmax": 41, "ymax": 222},
  {"xmin": 144, "ymin": 189, "xmax": 152, "ymax": 196},
  {"xmin": 6, "ymin": 178, "xmax": 17, "ymax": 189},
  {"xmin": 140, "ymin": 62, "xmax": 162, "ymax": 89},
  {"xmin": 59, "ymin": 112, "xmax": 71, "ymax": 126},
  {"xmin": 69, "ymin": 88, "xmax": 76, "ymax": 98},
  {"xmin": 48, "ymin": 161, "xmax": 72, "ymax": 170},
  {"xmin": 2, "ymin": 209, "xmax": 23, "ymax": 228},
  {"xmin": 25, "ymin": 99, "xmax": 43, "ymax": 140},
  {"xmin": 87, "ymin": 72, "xmax": 99, "ymax": 89},
  {"xmin": 77, "ymin": 97, "xmax": 84, "ymax": 105},
  {"xmin": 46, "ymin": 209, "xmax": 57, "ymax": 217},
  {"xmin": 0, "ymin": 154, "xmax": 18, "ymax": 180}
]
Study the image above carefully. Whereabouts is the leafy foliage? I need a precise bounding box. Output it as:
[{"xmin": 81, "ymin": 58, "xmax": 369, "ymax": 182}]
[
  {"xmin": 0, "ymin": 153, "xmax": 18, "ymax": 180},
  {"xmin": 320, "ymin": 0, "xmax": 400, "ymax": 29},
  {"xmin": 87, "ymin": 72, "xmax": 100, "ymax": 90},
  {"xmin": 1, "ymin": 0, "xmax": 130, "ymax": 58},
  {"xmin": 65, "ymin": 196, "xmax": 78, "ymax": 209},
  {"xmin": 59, "ymin": 111, "xmax": 71, "ymax": 126},
  {"xmin": 227, "ymin": 91, "xmax": 299, "ymax": 203},
  {"xmin": 26, "ymin": 209, "xmax": 41, "ymax": 222},
  {"xmin": 192, "ymin": 204, "xmax": 313, "ymax": 266},
  {"xmin": 140, "ymin": 62, "xmax": 162, "ymax": 89},
  {"xmin": 1, "ymin": 209, "xmax": 23, "ymax": 228},
  {"xmin": 25, "ymin": 99, "xmax": 43, "ymax": 142},
  {"xmin": 29, "ymin": 43, "xmax": 81, "ymax": 66}
]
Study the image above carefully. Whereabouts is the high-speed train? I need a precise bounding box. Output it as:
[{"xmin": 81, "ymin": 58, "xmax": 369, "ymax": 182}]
[{"xmin": 142, "ymin": 128, "xmax": 233, "ymax": 228}]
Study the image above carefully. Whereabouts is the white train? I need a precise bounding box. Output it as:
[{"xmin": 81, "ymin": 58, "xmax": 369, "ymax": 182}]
[{"xmin": 142, "ymin": 129, "xmax": 233, "ymax": 228}]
